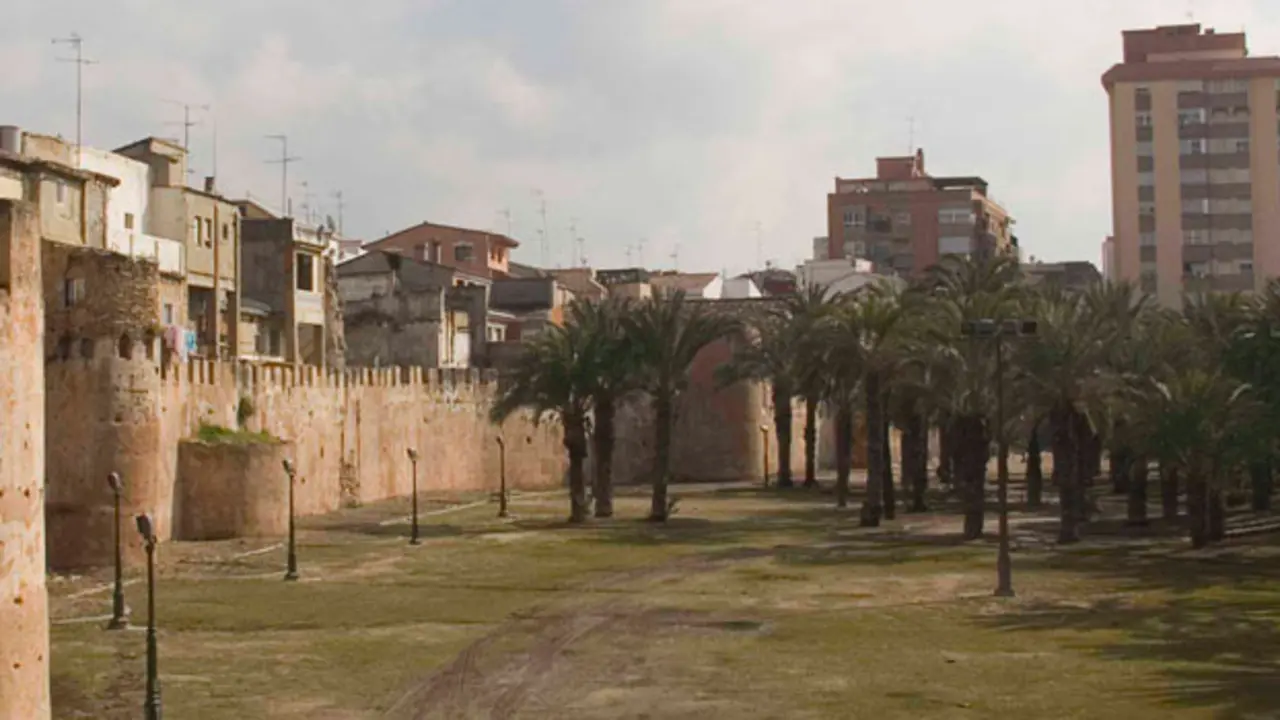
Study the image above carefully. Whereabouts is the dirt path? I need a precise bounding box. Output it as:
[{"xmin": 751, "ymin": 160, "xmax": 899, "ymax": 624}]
[{"xmin": 382, "ymin": 547, "xmax": 771, "ymax": 720}]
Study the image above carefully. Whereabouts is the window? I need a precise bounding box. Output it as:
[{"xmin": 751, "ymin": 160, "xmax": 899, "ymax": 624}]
[
  {"xmin": 295, "ymin": 252, "xmax": 316, "ymax": 291},
  {"xmin": 1178, "ymin": 109, "xmax": 1205, "ymax": 127},
  {"xmin": 1236, "ymin": 139, "xmax": 1251, "ymax": 153},
  {"xmin": 1181, "ymin": 139, "xmax": 1205, "ymax": 155},
  {"xmin": 1183, "ymin": 229, "xmax": 1209, "ymax": 245},
  {"xmin": 163, "ymin": 303, "xmax": 174, "ymax": 325},
  {"xmin": 1208, "ymin": 78, "xmax": 1249, "ymax": 93},
  {"xmin": 1135, "ymin": 112, "xmax": 1152, "ymax": 128},
  {"xmin": 1135, "ymin": 142, "xmax": 1154, "ymax": 157},
  {"xmin": 222, "ymin": 223, "xmax": 229, "ymax": 242},
  {"xmin": 938, "ymin": 236, "xmax": 970, "ymax": 256},
  {"xmin": 63, "ymin": 277, "xmax": 85, "ymax": 307},
  {"xmin": 1137, "ymin": 172, "xmax": 1155, "ymax": 187},
  {"xmin": 842, "ymin": 208, "xmax": 866, "ymax": 227},
  {"xmin": 1182, "ymin": 198, "xmax": 1210, "ymax": 214},
  {"xmin": 1241, "ymin": 260, "xmax": 1255, "ymax": 273},
  {"xmin": 938, "ymin": 207, "xmax": 974, "ymax": 225},
  {"xmin": 1139, "ymin": 201, "xmax": 1156, "ymax": 216},
  {"xmin": 204, "ymin": 218, "xmax": 214, "ymax": 247},
  {"xmin": 1184, "ymin": 261, "xmax": 1210, "ymax": 278},
  {"xmin": 55, "ymin": 180, "xmax": 66, "ymax": 204},
  {"xmin": 1139, "ymin": 232, "xmax": 1156, "ymax": 247},
  {"xmin": 124, "ymin": 212, "xmax": 135, "ymax": 230},
  {"xmin": 454, "ymin": 243, "xmax": 474, "ymax": 263},
  {"xmin": 192, "ymin": 217, "xmax": 202, "ymax": 243}
]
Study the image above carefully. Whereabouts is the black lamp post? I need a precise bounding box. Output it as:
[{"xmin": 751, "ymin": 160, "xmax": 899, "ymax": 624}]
[
  {"xmin": 961, "ymin": 317, "xmax": 1037, "ymax": 598},
  {"xmin": 760, "ymin": 424, "xmax": 770, "ymax": 488},
  {"xmin": 495, "ymin": 436, "xmax": 509, "ymax": 518},
  {"xmin": 107, "ymin": 472, "xmax": 128, "ymax": 630},
  {"xmin": 135, "ymin": 513, "xmax": 161, "ymax": 720},
  {"xmin": 283, "ymin": 458, "xmax": 298, "ymax": 581},
  {"xmin": 407, "ymin": 448, "xmax": 421, "ymax": 544}
]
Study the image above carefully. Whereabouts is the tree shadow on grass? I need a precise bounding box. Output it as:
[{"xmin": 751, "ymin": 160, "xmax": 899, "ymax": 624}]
[{"xmin": 976, "ymin": 541, "xmax": 1280, "ymax": 719}]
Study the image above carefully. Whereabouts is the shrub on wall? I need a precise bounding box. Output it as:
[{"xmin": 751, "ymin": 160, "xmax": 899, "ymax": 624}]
[
  {"xmin": 195, "ymin": 422, "xmax": 279, "ymax": 445},
  {"xmin": 236, "ymin": 396, "xmax": 256, "ymax": 429}
]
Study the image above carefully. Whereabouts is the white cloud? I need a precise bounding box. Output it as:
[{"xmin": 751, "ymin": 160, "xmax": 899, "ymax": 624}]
[{"xmin": 4, "ymin": 0, "xmax": 1280, "ymax": 273}]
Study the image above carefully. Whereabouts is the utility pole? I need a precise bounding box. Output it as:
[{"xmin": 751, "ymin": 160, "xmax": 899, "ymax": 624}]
[
  {"xmin": 499, "ymin": 207, "xmax": 513, "ymax": 237},
  {"xmin": 265, "ymin": 135, "xmax": 301, "ymax": 217},
  {"xmin": 52, "ymin": 33, "xmax": 96, "ymax": 164},
  {"xmin": 568, "ymin": 217, "xmax": 578, "ymax": 267},
  {"xmin": 534, "ymin": 189, "xmax": 549, "ymax": 267},
  {"xmin": 332, "ymin": 190, "xmax": 345, "ymax": 234}
]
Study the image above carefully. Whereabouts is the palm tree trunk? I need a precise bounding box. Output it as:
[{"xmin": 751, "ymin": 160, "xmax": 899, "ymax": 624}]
[
  {"xmin": 937, "ymin": 415, "xmax": 954, "ymax": 486},
  {"xmin": 1250, "ymin": 460, "xmax": 1273, "ymax": 512},
  {"xmin": 649, "ymin": 392, "xmax": 674, "ymax": 522},
  {"xmin": 592, "ymin": 396, "xmax": 616, "ymax": 518},
  {"xmin": 1127, "ymin": 455, "xmax": 1148, "ymax": 526},
  {"xmin": 773, "ymin": 383, "xmax": 794, "ymax": 488},
  {"xmin": 956, "ymin": 414, "xmax": 988, "ymax": 540},
  {"xmin": 1187, "ymin": 473, "xmax": 1208, "ymax": 548},
  {"xmin": 1110, "ymin": 446, "xmax": 1131, "ymax": 495},
  {"xmin": 1051, "ymin": 406, "xmax": 1079, "ymax": 544},
  {"xmin": 1074, "ymin": 413, "xmax": 1093, "ymax": 529},
  {"xmin": 1207, "ymin": 487, "xmax": 1225, "ymax": 543},
  {"xmin": 861, "ymin": 373, "xmax": 885, "ymax": 527},
  {"xmin": 803, "ymin": 394, "xmax": 819, "ymax": 488},
  {"xmin": 883, "ymin": 391, "xmax": 896, "ymax": 520},
  {"xmin": 1160, "ymin": 462, "xmax": 1179, "ymax": 521},
  {"xmin": 1026, "ymin": 424, "xmax": 1043, "ymax": 509},
  {"xmin": 834, "ymin": 402, "xmax": 854, "ymax": 509},
  {"xmin": 566, "ymin": 413, "xmax": 590, "ymax": 524},
  {"xmin": 903, "ymin": 412, "xmax": 928, "ymax": 512}
]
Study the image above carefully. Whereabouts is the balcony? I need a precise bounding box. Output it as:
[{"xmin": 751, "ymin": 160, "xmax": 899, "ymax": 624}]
[{"xmin": 106, "ymin": 230, "xmax": 185, "ymax": 275}]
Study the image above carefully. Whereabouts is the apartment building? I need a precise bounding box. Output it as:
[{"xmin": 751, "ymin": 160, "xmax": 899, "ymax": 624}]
[
  {"xmin": 826, "ymin": 149, "xmax": 1015, "ymax": 276},
  {"xmin": 365, "ymin": 221, "xmax": 517, "ymax": 279},
  {"xmin": 114, "ymin": 137, "xmax": 240, "ymax": 356},
  {"xmin": 1104, "ymin": 24, "xmax": 1280, "ymax": 304}
]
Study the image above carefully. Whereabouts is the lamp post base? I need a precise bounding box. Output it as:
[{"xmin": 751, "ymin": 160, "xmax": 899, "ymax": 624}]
[
  {"xmin": 107, "ymin": 616, "xmax": 129, "ymax": 630},
  {"xmin": 284, "ymin": 570, "xmax": 298, "ymax": 582}
]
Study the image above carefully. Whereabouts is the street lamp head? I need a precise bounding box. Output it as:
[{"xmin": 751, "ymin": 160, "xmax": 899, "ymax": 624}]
[
  {"xmin": 282, "ymin": 458, "xmax": 295, "ymax": 476},
  {"xmin": 135, "ymin": 514, "xmax": 154, "ymax": 542},
  {"xmin": 107, "ymin": 472, "xmax": 122, "ymax": 493},
  {"xmin": 406, "ymin": 448, "xmax": 419, "ymax": 461}
]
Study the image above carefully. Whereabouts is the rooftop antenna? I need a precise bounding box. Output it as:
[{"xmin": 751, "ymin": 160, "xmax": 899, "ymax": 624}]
[
  {"xmin": 568, "ymin": 217, "xmax": 578, "ymax": 268},
  {"xmin": 533, "ymin": 189, "xmax": 549, "ymax": 267},
  {"xmin": 332, "ymin": 190, "xmax": 345, "ymax": 234},
  {"xmin": 162, "ymin": 100, "xmax": 209, "ymax": 156},
  {"xmin": 638, "ymin": 238, "xmax": 647, "ymax": 268},
  {"xmin": 265, "ymin": 134, "xmax": 301, "ymax": 217},
  {"xmin": 499, "ymin": 207, "xmax": 513, "ymax": 237},
  {"xmin": 52, "ymin": 32, "xmax": 96, "ymax": 164},
  {"xmin": 299, "ymin": 180, "xmax": 314, "ymax": 224},
  {"xmin": 625, "ymin": 244, "xmax": 634, "ymax": 266},
  {"xmin": 577, "ymin": 236, "xmax": 586, "ymax": 267},
  {"xmin": 670, "ymin": 244, "xmax": 680, "ymax": 271}
]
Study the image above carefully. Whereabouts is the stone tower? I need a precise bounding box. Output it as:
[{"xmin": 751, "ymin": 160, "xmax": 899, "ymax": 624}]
[
  {"xmin": 0, "ymin": 199, "xmax": 51, "ymax": 719},
  {"xmin": 42, "ymin": 244, "xmax": 166, "ymax": 570}
]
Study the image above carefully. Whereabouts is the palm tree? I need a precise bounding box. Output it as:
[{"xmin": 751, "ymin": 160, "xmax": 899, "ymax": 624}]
[
  {"xmin": 628, "ymin": 291, "xmax": 738, "ymax": 521},
  {"xmin": 924, "ymin": 255, "xmax": 1023, "ymax": 540},
  {"xmin": 1124, "ymin": 369, "xmax": 1259, "ymax": 547},
  {"xmin": 786, "ymin": 285, "xmax": 840, "ymax": 488},
  {"xmin": 847, "ymin": 281, "xmax": 907, "ymax": 527},
  {"xmin": 490, "ymin": 322, "xmax": 595, "ymax": 523},
  {"xmin": 812, "ymin": 293, "xmax": 867, "ymax": 509},
  {"xmin": 568, "ymin": 297, "xmax": 640, "ymax": 518}
]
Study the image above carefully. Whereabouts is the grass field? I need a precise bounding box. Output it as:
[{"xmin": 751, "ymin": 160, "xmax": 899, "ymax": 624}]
[{"xmin": 48, "ymin": 480, "xmax": 1280, "ymax": 719}]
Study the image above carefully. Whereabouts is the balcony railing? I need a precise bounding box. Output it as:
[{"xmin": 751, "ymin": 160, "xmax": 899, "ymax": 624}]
[{"xmin": 106, "ymin": 230, "xmax": 185, "ymax": 275}]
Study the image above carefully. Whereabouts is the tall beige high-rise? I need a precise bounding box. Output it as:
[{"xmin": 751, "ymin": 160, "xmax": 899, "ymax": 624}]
[{"xmin": 1104, "ymin": 24, "xmax": 1280, "ymax": 305}]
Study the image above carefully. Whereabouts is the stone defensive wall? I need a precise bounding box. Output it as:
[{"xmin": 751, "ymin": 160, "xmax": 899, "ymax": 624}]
[{"xmin": 44, "ymin": 354, "xmax": 567, "ymax": 570}]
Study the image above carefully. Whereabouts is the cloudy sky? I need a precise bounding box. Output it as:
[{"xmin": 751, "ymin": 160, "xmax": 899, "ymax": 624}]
[{"xmin": 4, "ymin": 0, "xmax": 1279, "ymax": 274}]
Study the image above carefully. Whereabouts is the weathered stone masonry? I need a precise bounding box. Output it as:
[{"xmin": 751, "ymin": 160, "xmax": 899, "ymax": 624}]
[
  {"xmin": 0, "ymin": 199, "xmax": 52, "ymax": 720},
  {"xmin": 44, "ymin": 359, "xmax": 568, "ymax": 570}
]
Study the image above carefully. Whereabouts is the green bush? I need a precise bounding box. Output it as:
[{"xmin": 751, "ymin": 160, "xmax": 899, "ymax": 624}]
[{"xmin": 195, "ymin": 422, "xmax": 279, "ymax": 445}]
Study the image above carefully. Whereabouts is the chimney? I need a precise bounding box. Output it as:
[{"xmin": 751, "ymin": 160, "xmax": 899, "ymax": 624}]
[{"xmin": 204, "ymin": 176, "xmax": 216, "ymax": 193}]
